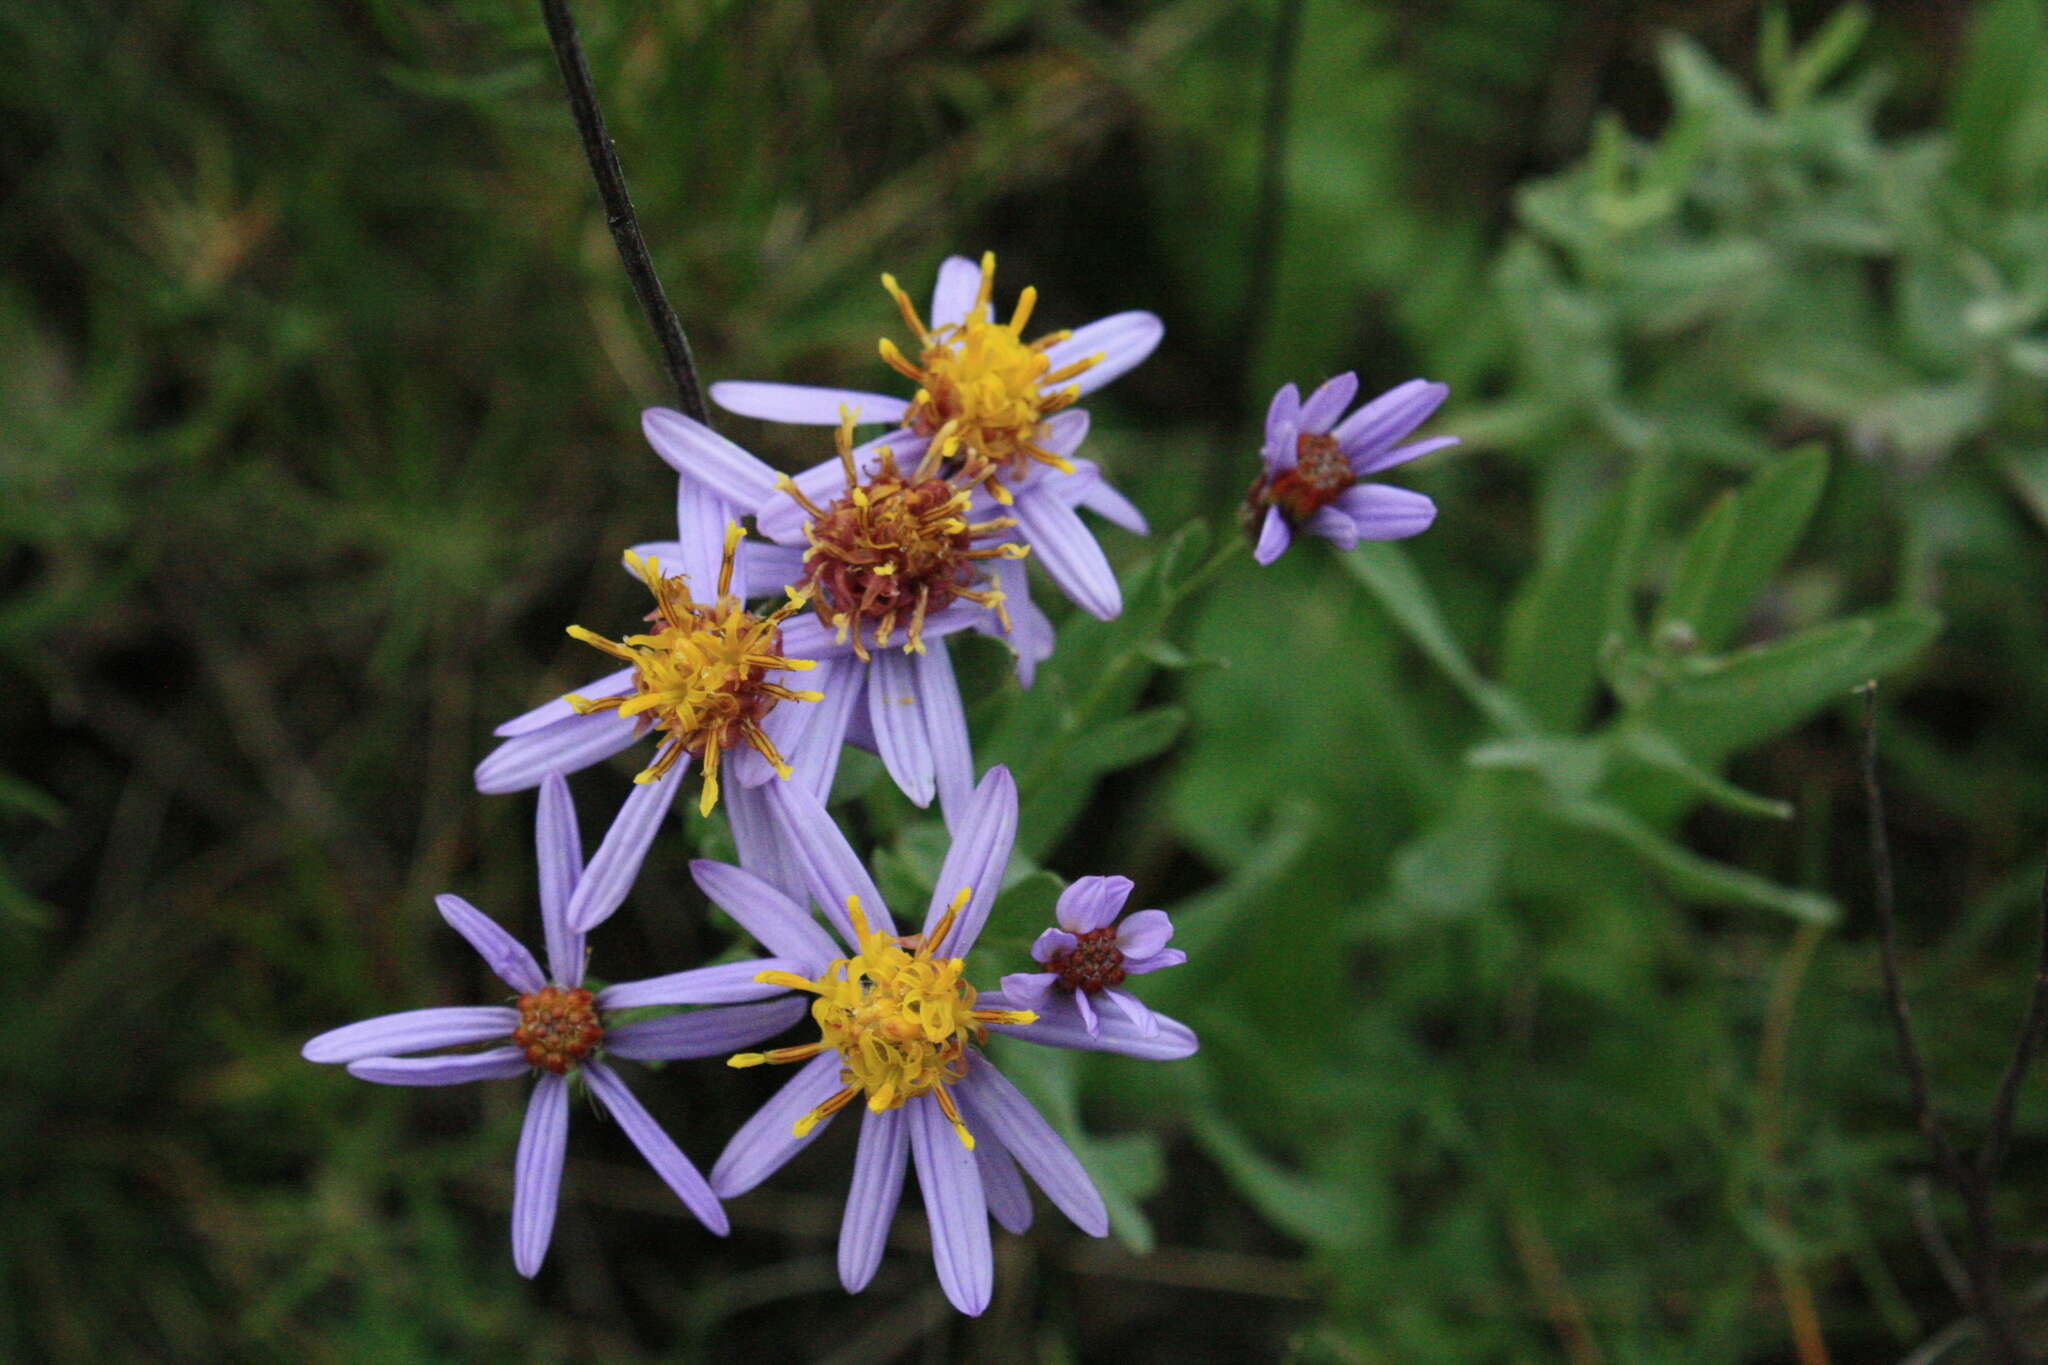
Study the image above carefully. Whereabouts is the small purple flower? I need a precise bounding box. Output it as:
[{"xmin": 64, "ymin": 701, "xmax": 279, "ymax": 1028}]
[
  {"xmin": 693, "ymin": 766, "xmax": 1196, "ymax": 1316},
  {"xmin": 1245, "ymin": 373, "xmax": 1457, "ymax": 565},
  {"xmin": 300, "ymin": 773, "xmax": 811, "ymax": 1276},
  {"xmin": 997, "ymin": 876, "xmax": 1187, "ymax": 1040}
]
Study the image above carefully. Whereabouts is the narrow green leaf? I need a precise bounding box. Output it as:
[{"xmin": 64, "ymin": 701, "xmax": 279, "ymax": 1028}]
[
  {"xmin": 1615, "ymin": 726, "xmax": 1794, "ymax": 820},
  {"xmin": 1655, "ymin": 446, "xmax": 1828, "ymax": 654},
  {"xmin": 1550, "ymin": 797, "xmax": 1838, "ymax": 923},
  {"xmin": 1636, "ymin": 608, "xmax": 1940, "ymax": 760}
]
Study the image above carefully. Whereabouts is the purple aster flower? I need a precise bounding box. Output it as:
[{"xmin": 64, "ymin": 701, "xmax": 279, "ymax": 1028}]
[
  {"xmin": 689, "ymin": 765, "xmax": 1196, "ymax": 1316},
  {"xmin": 629, "ymin": 408, "xmax": 1042, "ymax": 833},
  {"xmin": 711, "ymin": 251, "xmax": 1156, "ymax": 621},
  {"xmin": 1245, "ymin": 373, "xmax": 1457, "ymax": 565},
  {"xmin": 995, "ymin": 876, "xmax": 1187, "ymax": 1040},
  {"xmin": 300, "ymin": 772, "xmax": 812, "ymax": 1276}
]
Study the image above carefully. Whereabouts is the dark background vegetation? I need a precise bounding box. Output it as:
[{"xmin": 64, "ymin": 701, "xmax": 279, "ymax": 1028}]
[{"xmin": 9, "ymin": 0, "xmax": 2048, "ymax": 1359}]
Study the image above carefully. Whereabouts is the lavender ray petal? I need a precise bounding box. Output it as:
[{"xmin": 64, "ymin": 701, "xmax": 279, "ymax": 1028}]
[
  {"xmin": 1013, "ymin": 489, "xmax": 1121, "ymax": 621},
  {"xmin": 565, "ymin": 768, "xmax": 686, "ymax": 933},
  {"xmin": 1073, "ymin": 989, "xmax": 1100, "ymax": 1036},
  {"xmin": 511, "ymin": 1073, "xmax": 570, "ymax": 1277},
  {"xmin": 973, "ymin": 1129, "xmax": 1035, "ymax": 1234},
  {"xmin": 998, "ymin": 971, "xmax": 1059, "ymax": 1004},
  {"xmin": 671, "ymin": 472, "xmax": 733, "ymax": 605},
  {"xmin": 909, "ymin": 1093, "xmax": 993, "ymax": 1316},
  {"xmin": 916, "ymin": 639, "xmax": 974, "ymax": 829},
  {"xmin": 788, "ymin": 654, "xmax": 861, "ymax": 801},
  {"xmin": 1296, "ymin": 372, "xmax": 1360, "ymax": 435},
  {"xmin": 536, "ymin": 772, "xmax": 585, "ymax": 987},
  {"xmin": 604, "ymin": 996, "xmax": 811, "ymax": 1062},
  {"xmin": 346, "ymin": 1047, "xmax": 532, "ymax": 1087},
  {"xmin": 983, "ymin": 558, "xmax": 1053, "ymax": 689},
  {"xmin": 1305, "ymin": 505, "xmax": 1362, "ymax": 551},
  {"xmin": 1035, "ymin": 407, "xmax": 1091, "ymax": 460},
  {"xmin": 1263, "ymin": 417, "xmax": 1301, "ymax": 472},
  {"xmin": 867, "ymin": 649, "xmax": 937, "ymax": 809},
  {"xmin": 1330, "ymin": 379, "xmax": 1448, "ymax": 460},
  {"xmin": 584, "ymin": 1062, "xmax": 728, "ymax": 1234},
  {"xmin": 303, "ymin": 1006, "xmax": 518, "ymax": 1064},
  {"xmin": 737, "ymin": 539, "xmax": 809, "ymax": 598},
  {"xmin": 1264, "ymin": 382, "xmax": 1302, "ymax": 440},
  {"xmin": 642, "ymin": 406, "xmax": 782, "ymax": 508},
  {"xmin": 959, "ymin": 1063, "xmax": 1108, "ymax": 1236},
  {"xmin": 1113, "ymin": 907, "xmax": 1172, "ymax": 958},
  {"xmin": 690, "ymin": 858, "xmax": 841, "ymax": 968},
  {"xmin": 1055, "ymin": 875, "xmax": 1133, "ymax": 934},
  {"xmin": 474, "ymin": 712, "xmax": 640, "ymax": 794},
  {"xmin": 437, "ymin": 893, "xmax": 545, "ymax": 994},
  {"xmin": 1335, "ymin": 483, "xmax": 1437, "ymax": 541},
  {"xmin": 1252, "ymin": 507, "xmax": 1292, "ymax": 566},
  {"xmin": 724, "ymin": 776, "xmax": 806, "ymax": 906},
  {"xmin": 928, "ymin": 255, "xmax": 984, "ymax": 330},
  {"xmin": 981, "ymin": 991, "xmax": 1199, "ymax": 1060},
  {"xmin": 707, "ymin": 381, "xmax": 910, "ymax": 429},
  {"xmin": 492, "ymin": 668, "xmax": 635, "ymax": 738},
  {"xmin": 1352, "ymin": 433, "xmax": 1460, "ymax": 478},
  {"xmin": 1042, "ymin": 311, "xmax": 1164, "ymax": 397},
  {"xmin": 1029, "ymin": 928, "xmax": 1077, "ymax": 964},
  {"xmin": 1101, "ymin": 988, "xmax": 1160, "ymax": 1038},
  {"xmin": 710, "ymin": 1051, "xmax": 845, "ymax": 1198},
  {"xmin": 838, "ymin": 1106, "xmax": 910, "ymax": 1293},
  {"xmin": 1075, "ymin": 469, "xmax": 1149, "ymax": 535},
  {"xmin": 765, "ymin": 778, "xmax": 896, "ymax": 943},
  {"xmin": 1122, "ymin": 947, "xmax": 1188, "ymax": 976},
  {"xmin": 923, "ymin": 766, "xmax": 1018, "ymax": 958},
  {"xmin": 595, "ymin": 957, "xmax": 803, "ymax": 1010}
]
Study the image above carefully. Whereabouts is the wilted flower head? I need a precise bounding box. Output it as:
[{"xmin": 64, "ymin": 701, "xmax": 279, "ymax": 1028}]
[
  {"xmin": 300, "ymin": 774, "xmax": 811, "ymax": 1276},
  {"xmin": 690, "ymin": 767, "xmax": 1195, "ymax": 1315},
  {"xmin": 1245, "ymin": 374, "xmax": 1456, "ymax": 565}
]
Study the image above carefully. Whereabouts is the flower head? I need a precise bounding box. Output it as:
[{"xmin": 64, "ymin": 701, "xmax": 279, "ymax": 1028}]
[
  {"xmin": 1245, "ymin": 374, "xmax": 1457, "ymax": 565},
  {"xmin": 776, "ymin": 411, "xmax": 1028, "ymax": 659},
  {"xmin": 564, "ymin": 525, "xmax": 820, "ymax": 814},
  {"xmin": 876, "ymin": 252, "xmax": 1096, "ymax": 496},
  {"xmin": 998, "ymin": 875, "xmax": 1186, "ymax": 1039},
  {"xmin": 689, "ymin": 767, "xmax": 1196, "ymax": 1315},
  {"xmin": 301, "ymin": 773, "xmax": 813, "ymax": 1276}
]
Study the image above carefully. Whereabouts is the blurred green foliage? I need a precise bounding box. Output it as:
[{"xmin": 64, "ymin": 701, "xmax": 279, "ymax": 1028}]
[{"xmin": 12, "ymin": 0, "xmax": 2048, "ymax": 1361}]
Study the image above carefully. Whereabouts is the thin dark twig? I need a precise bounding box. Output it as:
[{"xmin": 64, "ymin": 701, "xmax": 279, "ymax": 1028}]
[
  {"xmin": 1980, "ymin": 854, "xmax": 2048, "ymax": 1186},
  {"xmin": 537, "ymin": 0, "xmax": 711, "ymax": 423},
  {"xmin": 1862, "ymin": 684, "xmax": 2032, "ymax": 1364}
]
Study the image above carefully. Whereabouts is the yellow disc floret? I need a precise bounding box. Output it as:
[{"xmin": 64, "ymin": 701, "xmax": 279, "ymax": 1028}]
[
  {"xmin": 878, "ymin": 252, "xmax": 1103, "ymax": 501},
  {"xmin": 565, "ymin": 525, "xmax": 821, "ymax": 815},
  {"xmin": 728, "ymin": 890, "xmax": 1037, "ymax": 1149}
]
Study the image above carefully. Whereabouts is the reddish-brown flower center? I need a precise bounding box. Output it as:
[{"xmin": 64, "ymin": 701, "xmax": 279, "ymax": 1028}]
[
  {"xmin": 805, "ymin": 475, "xmax": 979, "ymax": 631},
  {"xmin": 1248, "ymin": 430, "xmax": 1356, "ymax": 526},
  {"xmin": 1048, "ymin": 927, "xmax": 1127, "ymax": 994},
  {"xmin": 512, "ymin": 985, "xmax": 603, "ymax": 1075},
  {"xmin": 781, "ymin": 415, "xmax": 1027, "ymax": 659}
]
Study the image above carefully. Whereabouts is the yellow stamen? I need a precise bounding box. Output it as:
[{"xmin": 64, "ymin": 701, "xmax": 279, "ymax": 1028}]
[
  {"xmin": 873, "ymin": 252, "xmax": 1099, "ymax": 498},
  {"xmin": 563, "ymin": 530, "xmax": 816, "ymax": 814},
  {"xmin": 728, "ymin": 885, "xmax": 1023, "ymax": 1148}
]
